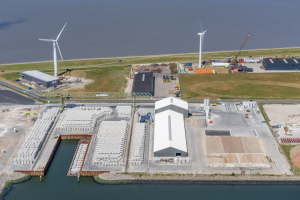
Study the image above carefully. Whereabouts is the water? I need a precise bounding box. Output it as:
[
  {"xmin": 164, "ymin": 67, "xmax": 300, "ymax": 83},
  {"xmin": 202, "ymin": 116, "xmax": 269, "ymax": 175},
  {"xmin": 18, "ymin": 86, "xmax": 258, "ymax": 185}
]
[
  {"xmin": 1, "ymin": 0, "xmax": 300, "ymax": 64},
  {"xmin": 4, "ymin": 140, "xmax": 300, "ymax": 200}
]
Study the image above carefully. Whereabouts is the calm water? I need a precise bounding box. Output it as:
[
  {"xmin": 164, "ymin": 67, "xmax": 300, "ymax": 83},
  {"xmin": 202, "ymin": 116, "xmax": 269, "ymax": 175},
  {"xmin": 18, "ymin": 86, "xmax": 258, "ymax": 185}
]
[
  {"xmin": 4, "ymin": 140, "xmax": 300, "ymax": 200},
  {"xmin": 1, "ymin": 0, "xmax": 300, "ymax": 64}
]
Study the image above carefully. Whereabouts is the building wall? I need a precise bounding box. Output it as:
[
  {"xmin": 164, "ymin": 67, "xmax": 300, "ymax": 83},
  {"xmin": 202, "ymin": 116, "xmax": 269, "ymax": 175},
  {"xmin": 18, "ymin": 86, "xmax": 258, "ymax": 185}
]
[
  {"xmin": 154, "ymin": 147, "xmax": 188, "ymax": 157},
  {"xmin": 263, "ymin": 61, "xmax": 300, "ymax": 70},
  {"xmin": 155, "ymin": 104, "xmax": 188, "ymax": 118},
  {"xmin": 23, "ymin": 74, "xmax": 60, "ymax": 88}
]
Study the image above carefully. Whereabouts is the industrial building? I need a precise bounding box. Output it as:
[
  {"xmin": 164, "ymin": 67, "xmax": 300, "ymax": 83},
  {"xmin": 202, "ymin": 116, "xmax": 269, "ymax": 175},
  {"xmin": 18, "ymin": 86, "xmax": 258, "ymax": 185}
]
[
  {"xmin": 132, "ymin": 72, "xmax": 154, "ymax": 96},
  {"xmin": 262, "ymin": 58, "xmax": 300, "ymax": 70},
  {"xmin": 22, "ymin": 70, "xmax": 60, "ymax": 87},
  {"xmin": 154, "ymin": 97, "xmax": 188, "ymax": 157},
  {"xmin": 155, "ymin": 97, "xmax": 188, "ymax": 118}
]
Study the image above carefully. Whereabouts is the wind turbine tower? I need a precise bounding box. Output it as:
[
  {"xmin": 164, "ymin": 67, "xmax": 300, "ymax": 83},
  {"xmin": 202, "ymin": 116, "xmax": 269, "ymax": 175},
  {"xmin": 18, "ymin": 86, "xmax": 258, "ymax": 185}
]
[
  {"xmin": 198, "ymin": 22, "xmax": 207, "ymax": 68},
  {"xmin": 39, "ymin": 23, "xmax": 67, "ymax": 77}
]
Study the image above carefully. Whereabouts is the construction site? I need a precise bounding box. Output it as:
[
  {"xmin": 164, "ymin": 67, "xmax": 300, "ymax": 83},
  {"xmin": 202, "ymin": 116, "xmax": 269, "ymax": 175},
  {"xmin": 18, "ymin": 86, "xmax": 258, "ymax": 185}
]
[{"xmin": 0, "ymin": 95, "xmax": 292, "ymax": 177}]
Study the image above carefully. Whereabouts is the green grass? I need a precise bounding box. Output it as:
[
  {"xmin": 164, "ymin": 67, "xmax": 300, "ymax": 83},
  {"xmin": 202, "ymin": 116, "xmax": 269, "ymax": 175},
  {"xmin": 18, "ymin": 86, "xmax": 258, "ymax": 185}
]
[
  {"xmin": 281, "ymin": 145, "xmax": 300, "ymax": 175},
  {"xmin": 1, "ymin": 47, "xmax": 300, "ymax": 72},
  {"xmin": 93, "ymin": 176, "xmax": 134, "ymax": 185},
  {"xmin": 0, "ymin": 175, "xmax": 31, "ymax": 199},
  {"xmin": 180, "ymin": 73, "xmax": 300, "ymax": 100},
  {"xmin": 52, "ymin": 65, "xmax": 131, "ymax": 93},
  {"xmin": 0, "ymin": 72, "xmax": 33, "ymax": 89}
]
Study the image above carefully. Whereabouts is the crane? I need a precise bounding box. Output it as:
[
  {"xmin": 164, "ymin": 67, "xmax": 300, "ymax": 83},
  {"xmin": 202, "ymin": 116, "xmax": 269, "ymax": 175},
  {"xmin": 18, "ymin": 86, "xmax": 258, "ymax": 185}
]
[
  {"xmin": 140, "ymin": 112, "xmax": 153, "ymax": 123},
  {"xmin": 231, "ymin": 35, "xmax": 249, "ymax": 66}
]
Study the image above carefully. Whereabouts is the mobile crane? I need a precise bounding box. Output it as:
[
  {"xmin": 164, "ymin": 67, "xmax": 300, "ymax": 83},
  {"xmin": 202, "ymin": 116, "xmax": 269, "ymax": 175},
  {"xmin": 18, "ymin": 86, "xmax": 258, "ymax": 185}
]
[{"xmin": 231, "ymin": 35, "xmax": 249, "ymax": 66}]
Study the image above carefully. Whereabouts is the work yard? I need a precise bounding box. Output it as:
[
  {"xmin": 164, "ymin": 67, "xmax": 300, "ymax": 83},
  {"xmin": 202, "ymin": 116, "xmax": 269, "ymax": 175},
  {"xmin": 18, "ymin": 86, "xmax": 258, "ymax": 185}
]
[{"xmin": 180, "ymin": 73, "xmax": 300, "ymax": 100}]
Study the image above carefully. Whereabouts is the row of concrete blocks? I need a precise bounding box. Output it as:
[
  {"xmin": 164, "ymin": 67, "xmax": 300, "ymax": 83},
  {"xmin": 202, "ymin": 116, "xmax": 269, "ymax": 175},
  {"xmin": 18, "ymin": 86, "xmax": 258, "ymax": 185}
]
[
  {"xmin": 130, "ymin": 161, "xmax": 143, "ymax": 166},
  {"xmin": 56, "ymin": 107, "xmax": 113, "ymax": 132},
  {"xmin": 93, "ymin": 121, "xmax": 129, "ymax": 166},
  {"xmin": 13, "ymin": 158, "xmax": 34, "ymax": 165},
  {"xmin": 15, "ymin": 147, "xmax": 38, "ymax": 159},
  {"xmin": 130, "ymin": 123, "xmax": 146, "ymax": 164},
  {"xmin": 70, "ymin": 144, "xmax": 88, "ymax": 173},
  {"xmin": 92, "ymin": 161, "xmax": 125, "ymax": 167},
  {"xmin": 93, "ymin": 154, "xmax": 124, "ymax": 161},
  {"xmin": 116, "ymin": 106, "xmax": 132, "ymax": 118},
  {"xmin": 14, "ymin": 107, "xmax": 59, "ymax": 165}
]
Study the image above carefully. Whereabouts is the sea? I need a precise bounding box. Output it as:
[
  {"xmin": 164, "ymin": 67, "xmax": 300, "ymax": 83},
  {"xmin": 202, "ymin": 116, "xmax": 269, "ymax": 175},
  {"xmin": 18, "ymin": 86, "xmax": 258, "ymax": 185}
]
[
  {"xmin": 3, "ymin": 140, "xmax": 300, "ymax": 200},
  {"xmin": 1, "ymin": 0, "xmax": 300, "ymax": 64}
]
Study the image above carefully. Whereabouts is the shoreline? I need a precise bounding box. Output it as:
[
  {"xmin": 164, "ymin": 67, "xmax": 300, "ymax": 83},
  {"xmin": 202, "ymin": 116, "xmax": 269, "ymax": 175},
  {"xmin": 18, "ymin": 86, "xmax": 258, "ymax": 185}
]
[
  {"xmin": 94, "ymin": 172, "xmax": 300, "ymax": 185},
  {"xmin": 0, "ymin": 172, "xmax": 30, "ymax": 199},
  {"xmin": 1, "ymin": 46, "xmax": 300, "ymax": 66}
]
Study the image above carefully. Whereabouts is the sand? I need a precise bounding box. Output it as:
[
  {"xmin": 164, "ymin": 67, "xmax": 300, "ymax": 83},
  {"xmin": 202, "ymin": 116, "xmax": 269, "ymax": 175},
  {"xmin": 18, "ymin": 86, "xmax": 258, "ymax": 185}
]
[
  {"xmin": 238, "ymin": 154, "xmax": 269, "ymax": 164},
  {"xmin": 206, "ymin": 136, "xmax": 263, "ymax": 155},
  {"xmin": 290, "ymin": 145, "xmax": 300, "ymax": 168},
  {"xmin": 264, "ymin": 104, "xmax": 300, "ymax": 126},
  {"xmin": 0, "ymin": 105, "xmax": 44, "ymax": 172},
  {"xmin": 208, "ymin": 154, "xmax": 269, "ymax": 165}
]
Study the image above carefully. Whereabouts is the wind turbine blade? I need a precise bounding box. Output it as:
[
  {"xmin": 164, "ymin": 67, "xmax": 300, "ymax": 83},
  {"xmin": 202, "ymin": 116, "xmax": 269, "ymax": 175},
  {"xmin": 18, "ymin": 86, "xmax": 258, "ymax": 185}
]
[
  {"xmin": 55, "ymin": 42, "xmax": 64, "ymax": 60},
  {"xmin": 39, "ymin": 39, "xmax": 54, "ymax": 42},
  {"xmin": 199, "ymin": 21, "xmax": 204, "ymax": 33},
  {"xmin": 56, "ymin": 23, "xmax": 67, "ymax": 41},
  {"xmin": 203, "ymin": 30, "xmax": 207, "ymax": 34},
  {"xmin": 56, "ymin": 42, "xmax": 63, "ymax": 60}
]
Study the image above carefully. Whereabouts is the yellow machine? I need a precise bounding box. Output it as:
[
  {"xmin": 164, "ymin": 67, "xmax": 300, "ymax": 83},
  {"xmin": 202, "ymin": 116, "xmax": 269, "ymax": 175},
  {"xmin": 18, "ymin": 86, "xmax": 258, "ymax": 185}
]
[{"xmin": 231, "ymin": 35, "xmax": 249, "ymax": 66}]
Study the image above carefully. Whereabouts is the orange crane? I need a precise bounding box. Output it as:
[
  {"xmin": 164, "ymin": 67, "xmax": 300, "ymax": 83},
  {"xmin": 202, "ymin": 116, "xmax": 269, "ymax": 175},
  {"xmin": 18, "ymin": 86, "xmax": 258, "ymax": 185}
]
[{"xmin": 231, "ymin": 35, "xmax": 249, "ymax": 66}]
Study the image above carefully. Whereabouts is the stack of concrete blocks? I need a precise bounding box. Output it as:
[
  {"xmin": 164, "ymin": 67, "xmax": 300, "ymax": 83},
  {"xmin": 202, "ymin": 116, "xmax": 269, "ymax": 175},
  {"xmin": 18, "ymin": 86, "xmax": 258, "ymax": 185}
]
[
  {"xmin": 13, "ymin": 107, "xmax": 59, "ymax": 165},
  {"xmin": 116, "ymin": 105, "xmax": 132, "ymax": 118},
  {"xmin": 93, "ymin": 121, "xmax": 129, "ymax": 167},
  {"xmin": 70, "ymin": 143, "xmax": 88, "ymax": 173},
  {"xmin": 55, "ymin": 106, "xmax": 113, "ymax": 132},
  {"xmin": 130, "ymin": 123, "xmax": 146, "ymax": 166}
]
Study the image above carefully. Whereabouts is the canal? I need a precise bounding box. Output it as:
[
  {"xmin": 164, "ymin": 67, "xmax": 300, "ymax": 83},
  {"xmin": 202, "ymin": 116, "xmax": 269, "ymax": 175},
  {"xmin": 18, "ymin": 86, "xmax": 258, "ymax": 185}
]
[{"xmin": 4, "ymin": 140, "xmax": 300, "ymax": 200}]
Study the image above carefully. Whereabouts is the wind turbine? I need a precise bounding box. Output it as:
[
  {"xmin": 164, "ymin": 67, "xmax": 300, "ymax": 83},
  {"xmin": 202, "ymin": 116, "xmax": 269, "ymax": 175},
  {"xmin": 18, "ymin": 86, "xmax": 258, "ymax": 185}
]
[
  {"xmin": 39, "ymin": 23, "xmax": 67, "ymax": 77},
  {"xmin": 198, "ymin": 22, "xmax": 207, "ymax": 68}
]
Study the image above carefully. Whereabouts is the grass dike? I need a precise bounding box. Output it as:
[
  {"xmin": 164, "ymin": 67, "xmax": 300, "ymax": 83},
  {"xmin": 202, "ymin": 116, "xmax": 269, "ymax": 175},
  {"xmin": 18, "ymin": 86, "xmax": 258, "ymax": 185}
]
[
  {"xmin": 93, "ymin": 172, "xmax": 300, "ymax": 185},
  {"xmin": 0, "ymin": 172, "xmax": 31, "ymax": 199}
]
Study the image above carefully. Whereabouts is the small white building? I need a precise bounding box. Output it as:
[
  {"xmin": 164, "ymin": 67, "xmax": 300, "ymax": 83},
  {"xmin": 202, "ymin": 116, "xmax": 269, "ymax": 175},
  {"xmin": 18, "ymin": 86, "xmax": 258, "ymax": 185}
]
[
  {"xmin": 155, "ymin": 97, "xmax": 188, "ymax": 118},
  {"xmin": 154, "ymin": 97, "xmax": 188, "ymax": 157},
  {"xmin": 243, "ymin": 101, "xmax": 257, "ymax": 108}
]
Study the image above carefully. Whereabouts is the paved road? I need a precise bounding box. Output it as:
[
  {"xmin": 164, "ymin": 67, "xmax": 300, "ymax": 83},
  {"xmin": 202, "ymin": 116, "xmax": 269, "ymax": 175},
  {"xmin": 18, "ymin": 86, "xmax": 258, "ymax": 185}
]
[{"xmin": 1, "ymin": 79, "xmax": 300, "ymax": 104}]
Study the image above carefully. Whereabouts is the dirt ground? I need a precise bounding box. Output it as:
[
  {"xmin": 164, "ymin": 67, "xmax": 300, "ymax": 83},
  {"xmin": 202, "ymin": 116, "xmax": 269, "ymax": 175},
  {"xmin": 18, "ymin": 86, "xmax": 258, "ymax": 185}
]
[
  {"xmin": 290, "ymin": 145, "xmax": 300, "ymax": 168},
  {"xmin": 206, "ymin": 136, "xmax": 263, "ymax": 155},
  {"xmin": 208, "ymin": 154, "xmax": 269, "ymax": 164},
  {"xmin": 124, "ymin": 77, "xmax": 133, "ymax": 93},
  {"xmin": 239, "ymin": 154, "xmax": 269, "ymax": 164},
  {"xmin": 0, "ymin": 105, "xmax": 43, "ymax": 172},
  {"xmin": 264, "ymin": 104, "xmax": 300, "ymax": 126}
]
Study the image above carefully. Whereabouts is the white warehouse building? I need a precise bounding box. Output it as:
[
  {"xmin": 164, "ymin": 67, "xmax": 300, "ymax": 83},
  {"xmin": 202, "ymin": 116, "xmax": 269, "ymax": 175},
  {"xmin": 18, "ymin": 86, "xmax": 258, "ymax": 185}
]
[
  {"xmin": 154, "ymin": 97, "xmax": 188, "ymax": 157},
  {"xmin": 155, "ymin": 96, "xmax": 188, "ymax": 118}
]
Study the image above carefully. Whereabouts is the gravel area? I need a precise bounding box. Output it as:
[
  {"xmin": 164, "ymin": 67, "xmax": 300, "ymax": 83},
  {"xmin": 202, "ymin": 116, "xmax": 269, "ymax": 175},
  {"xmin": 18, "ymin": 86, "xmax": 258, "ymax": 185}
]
[{"xmin": 0, "ymin": 172, "xmax": 28, "ymax": 196}]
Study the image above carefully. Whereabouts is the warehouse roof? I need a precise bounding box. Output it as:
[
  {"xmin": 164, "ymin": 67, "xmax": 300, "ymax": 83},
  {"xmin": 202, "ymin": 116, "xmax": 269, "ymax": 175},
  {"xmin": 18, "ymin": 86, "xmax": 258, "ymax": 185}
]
[
  {"xmin": 155, "ymin": 97, "xmax": 188, "ymax": 110},
  {"xmin": 154, "ymin": 110, "xmax": 187, "ymax": 153},
  {"xmin": 263, "ymin": 58, "xmax": 300, "ymax": 65},
  {"xmin": 132, "ymin": 72, "xmax": 154, "ymax": 94},
  {"xmin": 23, "ymin": 70, "xmax": 59, "ymax": 82}
]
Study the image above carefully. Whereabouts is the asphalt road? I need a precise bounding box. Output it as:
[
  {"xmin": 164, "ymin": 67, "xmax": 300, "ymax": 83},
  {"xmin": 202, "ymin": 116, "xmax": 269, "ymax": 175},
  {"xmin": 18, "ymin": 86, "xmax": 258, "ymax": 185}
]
[{"xmin": 1, "ymin": 79, "xmax": 300, "ymax": 104}]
